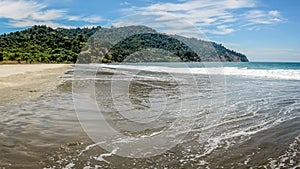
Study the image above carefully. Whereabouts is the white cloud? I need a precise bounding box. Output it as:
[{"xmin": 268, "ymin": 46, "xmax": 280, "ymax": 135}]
[
  {"xmin": 0, "ymin": 0, "xmax": 46, "ymax": 20},
  {"xmin": 120, "ymin": 1, "xmax": 131, "ymax": 6},
  {"xmin": 67, "ymin": 15, "xmax": 103, "ymax": 23},
  {"xmin": 209, "ymin": 25, "xmax": 235, "ymax": 35},
  {"xmin": 269, "ymin": 10, "xmax": 280, "ymax": 17},
  {"xmin": 82, "ymin": 16, "xmax": 103, "ymax": 23},
  {"xmin": 31, "ymin": 9, "xmax": 66, "ymax": 21},
  {"xmin": 243, "ymin": 10, "xmax": 283, "ymax": 25},
  {"xmin": 120, "ymin": 0, "xmax": 284, "ymax": 36},
  {"xmin": 0, "ymin": 0, "xmax": 103, "ymax": 28},
  {"xmin": 8, "ymin": 20, "xmax": 74, "ymax": 29},
  {"xmin": 67, "ymin": 16, "xmax": 82, "ymax": 21}
]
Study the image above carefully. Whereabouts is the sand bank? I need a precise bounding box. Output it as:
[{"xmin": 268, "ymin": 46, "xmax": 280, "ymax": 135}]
[{"xmin": 0, "ymin": 64, "xmax": 70, "ymax": 107}]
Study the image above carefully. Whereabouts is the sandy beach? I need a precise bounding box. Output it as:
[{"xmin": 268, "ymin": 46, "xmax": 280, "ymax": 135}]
[{"xmin": 0, "ymin": 64, "xmax": 70, "ymax": 107}]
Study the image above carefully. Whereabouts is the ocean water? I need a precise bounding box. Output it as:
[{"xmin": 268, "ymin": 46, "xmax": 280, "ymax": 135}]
[{"xmin": 0, "ymin": 62, "xmax": 300, "ymax": 168}]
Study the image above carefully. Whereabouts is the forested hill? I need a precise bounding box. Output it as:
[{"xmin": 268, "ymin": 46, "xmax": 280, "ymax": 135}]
[
  {"xmin": 0, "ymin": 25, "xmax": 99, "ymax": 63},
  {"xmin": 0, "ymin": 25, "xmax": 248, "ymax": 63}
]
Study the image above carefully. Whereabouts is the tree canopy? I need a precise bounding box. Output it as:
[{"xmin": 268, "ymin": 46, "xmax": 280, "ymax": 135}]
[
  {"xmin": 0, "ymin": 25, "xmax": 248, "ymax": 63},
  {"xmin": 0, "ymin": 25, "xmax": 98, "ymax": 63}
]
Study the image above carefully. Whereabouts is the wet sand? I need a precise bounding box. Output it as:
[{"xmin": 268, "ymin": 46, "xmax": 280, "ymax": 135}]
[{"xmin": 0, "ymin": 64, "xmax": 70, "ymax": 107}]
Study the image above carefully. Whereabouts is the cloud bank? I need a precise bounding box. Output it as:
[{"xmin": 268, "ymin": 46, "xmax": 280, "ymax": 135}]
[
  {"xmin": 0, "ymin": 0, "xmax": 284, "ymax": 34},
  {"xmin": 119, "ymin": 0, "xmax": 284, "ymax": 35},
  {"xmin": 0, "ymin": 0, "xmax": 103, "ymax": 28}
]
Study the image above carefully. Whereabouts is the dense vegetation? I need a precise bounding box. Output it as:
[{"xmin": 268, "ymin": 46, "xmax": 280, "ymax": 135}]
[
  {"xmin": 172, "ymin": 35, "xmax": 248, "ymax": 62},
  {"xmin": 56, "ymin": 27, "xmax": 100, "ymax": 40},
  {"xmin": 106, "ymin": 33, "xmax": 200, "ymax": 62},
  {"xmin": 0, "ymin": 25, "xmax": 91, "ymax": 63},
  {"xmin": 78, "ymin": 25, "xmax": 248, "ymax": 63},
  {"xmin": 77, "ymin": 25, "xmax": 158, "ymax": 63},
  {"xmin": 0, "ymin": 25, "xmax": 248, "ymax": 63}
]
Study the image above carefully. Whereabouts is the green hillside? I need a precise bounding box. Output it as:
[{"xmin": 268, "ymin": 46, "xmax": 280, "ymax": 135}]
[
  {"xmin": 0, "ymin": 25, "xmax": 248, "ymax": 63},
  {"xmin": 0, "ymin": 25, "xmax": 87, "ymax": 63}
]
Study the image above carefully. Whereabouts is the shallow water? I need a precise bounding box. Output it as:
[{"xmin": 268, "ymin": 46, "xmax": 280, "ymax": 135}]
[{"xmin": 0, "ymin": 63, "xmax": 299, "ymax": 168}]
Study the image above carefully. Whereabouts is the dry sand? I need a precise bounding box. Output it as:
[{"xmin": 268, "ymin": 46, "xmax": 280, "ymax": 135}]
[{"xmin": 0, "ymin": 64, "xmax": 71, "ymax": 107}]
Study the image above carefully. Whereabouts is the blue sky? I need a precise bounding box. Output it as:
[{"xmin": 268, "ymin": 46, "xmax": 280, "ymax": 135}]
[{"xmin": 0, "ymin": 0, "xmax": 299, "ymax": 62}]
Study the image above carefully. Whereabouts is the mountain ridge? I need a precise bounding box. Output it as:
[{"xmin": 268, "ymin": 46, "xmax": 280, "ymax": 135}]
[{"xmin": 0, "ymin": 25, "xmax": 248, "ymax": 63}]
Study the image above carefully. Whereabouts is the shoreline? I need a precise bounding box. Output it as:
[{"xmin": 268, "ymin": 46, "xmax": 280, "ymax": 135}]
[{"xmin": 0, "ymin": 64, "xmax": 71, "ymax": 107}]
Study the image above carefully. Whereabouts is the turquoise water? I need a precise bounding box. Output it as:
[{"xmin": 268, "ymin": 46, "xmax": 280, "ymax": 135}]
[
  {"xmin": 123, "ymin": 62, "xmax": 300, "ymax": 70},
  {"xmin": 109, "ymin": 62, "xmax": 300, "ymax": 81}
]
